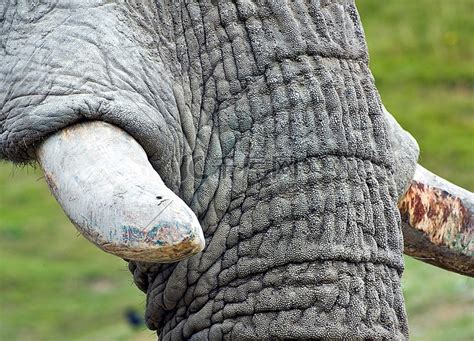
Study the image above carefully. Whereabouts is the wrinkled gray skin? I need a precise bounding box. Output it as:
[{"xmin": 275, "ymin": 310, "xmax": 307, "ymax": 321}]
[{"xmin": 1, "ymin": 1, "xmax": 419, "ymax": 339}]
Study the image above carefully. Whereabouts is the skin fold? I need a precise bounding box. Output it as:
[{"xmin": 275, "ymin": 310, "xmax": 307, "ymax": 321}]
[{"xmin": 1, "ymin": 1, "xmax": 421, "ymax": 339}]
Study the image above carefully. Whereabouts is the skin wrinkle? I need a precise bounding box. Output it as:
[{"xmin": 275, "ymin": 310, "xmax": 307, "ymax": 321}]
[
  {"xmin": 1, "ymin": 1, "xmax": 421, "ymax": 339},
  {"xmin": 188, "ymin": 2, "xmax": 212, "ymax": 193},
  {"xmin": 209, "ymin": 265, "xmax": 403, "ymax": 339}
]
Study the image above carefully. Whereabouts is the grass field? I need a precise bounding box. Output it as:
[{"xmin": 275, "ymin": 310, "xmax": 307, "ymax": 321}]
[{"xmin": 1, "ymin": 1, "xmax": 473, "ymax": 340}]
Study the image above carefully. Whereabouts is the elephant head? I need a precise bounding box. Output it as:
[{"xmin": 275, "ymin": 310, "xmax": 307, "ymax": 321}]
[{"xmin": 1, "ymin": 1, "xmax": 472, "ymax": 340}]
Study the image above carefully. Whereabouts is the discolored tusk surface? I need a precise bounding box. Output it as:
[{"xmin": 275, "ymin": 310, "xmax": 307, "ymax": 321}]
[
  {"xmin": 36, "ymin": 121, "xmax": 205, "ymax": 263},
  {"xmin": 399, "ymin": 165, "xmax": 474, "ymax": 276}
]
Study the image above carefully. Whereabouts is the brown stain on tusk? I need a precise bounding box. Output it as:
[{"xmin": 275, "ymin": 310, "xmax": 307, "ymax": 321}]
[
  {"xmin": 43, "ymin": 171, "xmax": 59, "ymax": 195},
  {"xmin": 399, "ymin": 180, "xmax": 474, "ymax": 276}
]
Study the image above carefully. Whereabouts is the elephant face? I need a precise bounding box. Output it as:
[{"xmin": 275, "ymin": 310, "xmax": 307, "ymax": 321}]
[{"xmin": 1, "ymin": 1, "xmax": 422, "ymax": 339}]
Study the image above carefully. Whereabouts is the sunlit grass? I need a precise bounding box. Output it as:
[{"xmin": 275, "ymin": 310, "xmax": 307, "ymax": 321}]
[{"xmin": 0, "ymin": 164, "xmax": 148, "ymax": 340}]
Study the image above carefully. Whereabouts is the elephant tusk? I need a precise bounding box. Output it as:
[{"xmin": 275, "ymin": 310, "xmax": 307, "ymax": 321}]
[
  {"xmin": 399, "ymin": 164, "xmax": 474, "ymax": 277},
  {"xmin": 36, "ymin": 121, "xmax": 205, "ymax": 263}
]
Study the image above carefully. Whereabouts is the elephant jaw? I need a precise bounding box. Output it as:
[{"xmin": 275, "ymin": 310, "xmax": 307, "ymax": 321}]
[{"xmin": 36, "ymin": 121, "xmax": 205, "ymax": 263}]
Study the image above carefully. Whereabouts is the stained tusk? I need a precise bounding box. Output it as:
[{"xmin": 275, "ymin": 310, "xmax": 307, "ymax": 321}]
[
  {"xmin": 36, "ymin": 121, "xmax": 205, "ymax": 263},
  {"xmin": 399, "ymin": 164, "xmax": 474, "ymax": 277}
]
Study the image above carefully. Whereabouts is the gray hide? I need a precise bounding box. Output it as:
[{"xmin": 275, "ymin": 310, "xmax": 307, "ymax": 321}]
[{"xmin": 1, "ymin": 1, "xmax": 419, "ymax": 339}]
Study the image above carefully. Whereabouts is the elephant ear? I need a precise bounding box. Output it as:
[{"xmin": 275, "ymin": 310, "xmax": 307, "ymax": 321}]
[{"xmin": 382, "ymin": 105, "xmax": 420, "ymax": 200}]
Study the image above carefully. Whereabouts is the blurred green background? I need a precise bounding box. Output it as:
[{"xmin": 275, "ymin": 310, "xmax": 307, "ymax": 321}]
[{"xmin": 1, "ymin": 0, "xmax": 473, "ymax": 340}]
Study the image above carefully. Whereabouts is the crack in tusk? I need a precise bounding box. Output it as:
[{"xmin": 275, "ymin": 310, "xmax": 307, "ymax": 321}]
[{"xmin": 143, "ymin": 199, "xmax": 173, "ymax": 233}]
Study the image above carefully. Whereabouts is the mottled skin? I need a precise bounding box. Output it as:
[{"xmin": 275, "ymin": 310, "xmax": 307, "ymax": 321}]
[{"xmin": 1, "ymin": 1, "xmax": 419, "ymax": 340}]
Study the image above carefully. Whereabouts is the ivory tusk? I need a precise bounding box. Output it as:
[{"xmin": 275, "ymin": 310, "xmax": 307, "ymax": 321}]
[
  {"xmin": 36, "ymin": 121, "xmax": 205, "ymax": 263},
  {"xmin": 399, "ymin": 164, "xmax": 474, "ymax": 276}
]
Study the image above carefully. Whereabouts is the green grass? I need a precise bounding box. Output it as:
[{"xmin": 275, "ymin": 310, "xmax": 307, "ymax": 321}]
[
  {"xmin": 1, "ymin": 1, "xmax": 473, "ymax": 340},
  {"xmin": 0, "ymin": 164, "xmax": 151, "ymax": 340},
  {"xmin": 358, "ymin": 0, "xmax": 474, "ymax": 190}
]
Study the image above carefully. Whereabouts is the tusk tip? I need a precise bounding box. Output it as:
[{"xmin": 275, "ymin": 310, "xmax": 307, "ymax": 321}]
[{"xmin": 37, "ymin": 121, "xmax": 206, "ymax": 264}]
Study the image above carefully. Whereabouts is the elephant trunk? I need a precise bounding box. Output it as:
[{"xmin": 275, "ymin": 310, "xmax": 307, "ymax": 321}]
[{"xmin": 133, "ymin": 152, "xmax": 409, "ymax": 339}]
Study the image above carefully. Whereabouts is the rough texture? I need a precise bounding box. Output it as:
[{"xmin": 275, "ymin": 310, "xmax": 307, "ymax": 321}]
[{"xmin": 1, "ymin": 1, "xmax": 420, "ymax": 339}]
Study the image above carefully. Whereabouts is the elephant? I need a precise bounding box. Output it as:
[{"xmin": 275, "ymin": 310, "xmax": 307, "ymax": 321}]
[{"xmin": 1, "ymin": 1, "xmax": 472, "ymax": 340}]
